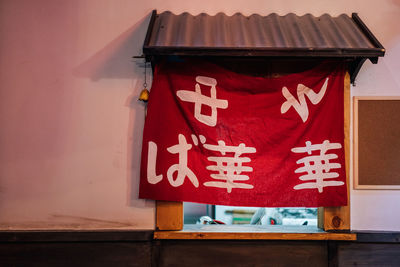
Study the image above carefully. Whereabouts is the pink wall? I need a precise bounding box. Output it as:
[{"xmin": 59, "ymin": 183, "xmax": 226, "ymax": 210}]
[
  {"xmin": 0, "ymin": 0, "xmax": 156, "ymax": 229},
  {"xmin": 0, "ymin": 0, "xmax": 399, "ymax": 230}
]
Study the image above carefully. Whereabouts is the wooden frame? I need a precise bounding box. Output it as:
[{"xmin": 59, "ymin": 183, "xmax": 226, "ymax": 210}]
[
  {"xmin": 156, "ymin": 201, "xmax": 183, "ymax": 230},
  {"xmin": 317, "ymin": 72, "xmax": 351, "ymax": 231},
  {"xmin": 156, "ymin": 72, "xmax": 351, "ymax": 234},
  {"xmin": 353, "ymin": 96, "xmax": 400, "ymax": 190}
]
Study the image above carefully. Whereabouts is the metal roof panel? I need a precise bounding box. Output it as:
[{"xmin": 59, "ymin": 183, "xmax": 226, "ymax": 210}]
[
  {"xmin": 144, "ymin": 11, "xmax": 384, "ymax": 58},
  {"xmin": 141, "ymin": 10, "xmax": 385, "ymax": 84}
]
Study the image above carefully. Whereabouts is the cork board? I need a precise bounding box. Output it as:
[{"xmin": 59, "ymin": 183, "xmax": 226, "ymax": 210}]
[{"xmin": 354, "ymin": 97, "xmax": 400, "ymax": 189}]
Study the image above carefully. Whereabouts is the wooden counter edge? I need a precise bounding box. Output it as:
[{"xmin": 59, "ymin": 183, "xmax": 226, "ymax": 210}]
[{"xmin": 154, "ymin": 231, "xmax": 356, "ymax": 241}]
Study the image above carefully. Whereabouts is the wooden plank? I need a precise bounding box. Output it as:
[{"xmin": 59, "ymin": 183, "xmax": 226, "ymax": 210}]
[
  {"xmin": 337, "ymin": 243, "xmax": 400, "ymax": 266},
  {"xmin": 156, "ymin": 201, "xmax": 183, "ymax": 230},
  {"xmin": 321, "ymin": 71, "xmax": 351, "ymax": 231},
  {"xmin": 0, "ymin": 242, "xmax": 151, "ymax": 267},
  {"xmin": 156, "ymin": 240, "xmax": 328, "ymax": 267},
  {"xmin": 154, "ymin": 225, "xmax": 356, "ymax": 240},
  {"xmin": 318, "ymin": 206, "xmax": 325, "ymax": 229},
  {"xmin": 356, "ymin": 231, "xmax": 400, "ymax": 243},
  {"xmin": 0, "ymin": 230, "xmax": 153, "ymax": 242},
  {"xmin": 328, "ymin": 241, "xmax": 339, "ymax": 267},
  {"xmin": 155, "ymin": 231, "xmax": 356, "ymax": 240}
]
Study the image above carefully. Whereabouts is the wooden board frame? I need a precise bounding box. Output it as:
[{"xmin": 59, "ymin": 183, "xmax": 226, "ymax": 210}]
[
  {"xmin": 353, "ymin": 96, "xmax": 400, "ymax": 190},
  {"xmin": 156, "ymin": 72, "xmax": 351, "ymax": 233},
  {"xmin": 156, "ymin": 201, "xmax": 183, "ymax": 230},
  {"xmin": 317, "ymin": 72, "xmax": 350, "ymax": 231}
]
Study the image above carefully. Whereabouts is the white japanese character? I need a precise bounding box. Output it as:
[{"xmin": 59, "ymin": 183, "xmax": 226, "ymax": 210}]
[
  {"xmin": 193, "ymin": 135, "xmax": 256, "ymax": 193},
  {"xmin": 177, "ymin": 76, "xmax": 228, "ymax": 127},
  {"xmin": 291, "ymin": 140, "xmax": 344, "ymax": 193},
  {"xmin": 167, "ymin": 134, "xmax": 199, "ymax": 188},
  {"xmin": 147, "ymin": 141, "xmax": 163, "ymax": 184},
  {"xmin": 146, "ymin": 135, "xmax": 199, "ymax": 188},
  {"xmin": 281, "ymin": 78, "xmax": 329, "ymax": 122}
]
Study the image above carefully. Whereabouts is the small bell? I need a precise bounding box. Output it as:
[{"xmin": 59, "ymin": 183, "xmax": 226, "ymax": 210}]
[
  {"xmin": 138, "ymin": 88, "xmax": 149, "ymax": 102},
  {"xmin": 139, "ymin": 62, "xmax": 150, "ymax": 102}
]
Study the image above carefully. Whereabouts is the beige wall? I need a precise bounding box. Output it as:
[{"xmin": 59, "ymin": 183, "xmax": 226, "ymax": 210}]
[{"xmin": 0, "ymin": 0, "xmax": 399, "ymax": 230}]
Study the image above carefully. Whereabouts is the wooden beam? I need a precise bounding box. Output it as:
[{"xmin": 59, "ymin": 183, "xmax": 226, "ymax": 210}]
[
  {"xmin": 154, "ymin": 231, "xmax": 356, "ymax": 240},
  {"xmin": 319, "ymin": 71, "xmax": 351, "ymax": 231},
  {"xmin": 154, "ymin": 224, "xmax": 356, "ymax": 240},
  {"xmin": 156, "ymin": 201, "xmax": 183, "ymax": 230}
]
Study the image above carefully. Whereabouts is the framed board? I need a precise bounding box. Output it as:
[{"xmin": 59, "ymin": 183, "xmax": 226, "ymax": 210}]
[{"xmin": 354, "ymin": 96, "xmax": 400, "ymax": 189}]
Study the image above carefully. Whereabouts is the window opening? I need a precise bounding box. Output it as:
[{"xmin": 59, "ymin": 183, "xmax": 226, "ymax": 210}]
[{"xmin": 184, "ymin": 202, "xmax": 317, "ymax": 226}]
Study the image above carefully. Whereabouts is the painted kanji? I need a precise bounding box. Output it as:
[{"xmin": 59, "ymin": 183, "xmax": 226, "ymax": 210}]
[
  {"xmin": 177, "ymin": 76, "xmax": 228, "ymax": 126},
  {"xmin": 291, "ymin": 140, "xmax": 344, "ymax": 193}
]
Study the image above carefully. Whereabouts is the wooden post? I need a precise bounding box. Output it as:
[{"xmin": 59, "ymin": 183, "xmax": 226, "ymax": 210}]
[
  {"xmin": 156, "ymin": 201, "xmax": 183, "ymax": 230},
  {"xmin": 318, "ymin": 72, "xmax": 351, "ymax": 231}
]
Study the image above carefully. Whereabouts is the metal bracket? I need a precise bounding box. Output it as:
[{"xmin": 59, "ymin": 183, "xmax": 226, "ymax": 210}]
[{"xmin": 349, "ymin": 58, "xmax": 367, "ymax": 86}]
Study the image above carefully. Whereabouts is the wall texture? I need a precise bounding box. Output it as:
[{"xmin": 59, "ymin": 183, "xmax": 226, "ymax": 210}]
[{"xmin": 0, "ymin": 0, "xmax": 399, "ymax": 230}]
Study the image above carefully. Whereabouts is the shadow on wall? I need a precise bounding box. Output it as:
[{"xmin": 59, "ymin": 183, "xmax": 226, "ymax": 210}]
[
  {"xmin": 126, "ymin": 76, "xmax": 152, "ymax": 207},
  {"xmin": 73, "ymin": 11, "xmax": 154, "ymax": 207},
  {"xmin": 73, "ymin": 12, "xmax": 151, "ymax": 80}
]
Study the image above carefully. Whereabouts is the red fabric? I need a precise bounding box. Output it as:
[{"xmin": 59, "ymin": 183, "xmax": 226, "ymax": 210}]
[{"xmin": 139, "ymin": 60, "xmax": 347, "ymax": 207}]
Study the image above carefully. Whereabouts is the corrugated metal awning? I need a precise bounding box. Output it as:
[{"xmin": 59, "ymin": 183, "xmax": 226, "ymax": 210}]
[{"xmin": 142, "ymin": 10, "xmax": 385, "ymax": 83}]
